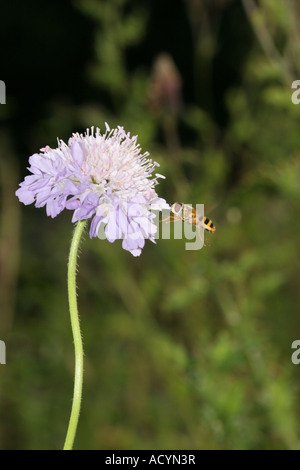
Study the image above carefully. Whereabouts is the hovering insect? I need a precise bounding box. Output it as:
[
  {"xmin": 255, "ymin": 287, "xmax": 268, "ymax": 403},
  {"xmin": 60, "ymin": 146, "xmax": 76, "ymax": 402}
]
[{"xmin": 170, "ymin": 202, "xmax": 216, "ymax": 233}]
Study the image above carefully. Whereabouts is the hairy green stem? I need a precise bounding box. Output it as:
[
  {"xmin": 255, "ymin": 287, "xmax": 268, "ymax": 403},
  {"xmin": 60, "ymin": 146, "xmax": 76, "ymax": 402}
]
[{"xmin": 64, "ymin": 220, "xmax": 87, "ymax": 450}]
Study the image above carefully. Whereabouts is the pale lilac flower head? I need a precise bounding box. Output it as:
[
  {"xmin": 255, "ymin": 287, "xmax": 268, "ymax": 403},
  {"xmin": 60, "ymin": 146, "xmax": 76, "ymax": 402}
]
[{"xmin": 16, "ymin": 124, "xmax": 170, "ymax": 256}]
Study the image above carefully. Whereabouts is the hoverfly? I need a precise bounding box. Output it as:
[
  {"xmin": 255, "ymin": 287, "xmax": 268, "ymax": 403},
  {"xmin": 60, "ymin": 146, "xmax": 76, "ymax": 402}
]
[
  {"xmin": 170, "ymin": 202, "xmax": 216, "ymax": 233},
  {"xmin": 161, "ymin": 202, "xmax": 215, "ymax": 246}
]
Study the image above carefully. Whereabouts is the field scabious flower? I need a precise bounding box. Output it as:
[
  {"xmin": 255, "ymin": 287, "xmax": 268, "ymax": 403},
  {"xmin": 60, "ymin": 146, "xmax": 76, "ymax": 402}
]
[{"xmin": 16, "ymin": 124, "xmax": 169, "ymax": 256}]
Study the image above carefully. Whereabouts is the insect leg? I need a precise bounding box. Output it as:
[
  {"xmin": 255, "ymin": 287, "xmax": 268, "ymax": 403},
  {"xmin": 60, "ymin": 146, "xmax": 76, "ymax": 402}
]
[{"xmin": 160, "ymin": 215, "xmax": 178, "ymax": 224}]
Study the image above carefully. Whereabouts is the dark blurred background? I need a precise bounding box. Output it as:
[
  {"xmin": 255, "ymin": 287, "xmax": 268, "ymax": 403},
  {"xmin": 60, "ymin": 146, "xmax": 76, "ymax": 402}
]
[{"xmin": 1, "ymin": 0, "xmax": 300, "ymax": 450}]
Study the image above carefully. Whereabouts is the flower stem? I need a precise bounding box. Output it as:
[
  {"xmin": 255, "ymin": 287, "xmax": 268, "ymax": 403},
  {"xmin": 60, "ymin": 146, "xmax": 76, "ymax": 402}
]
[{"xmin": 64, "ymin": 220, "xmax": 87, "ymax": 450}]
